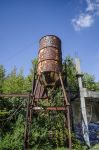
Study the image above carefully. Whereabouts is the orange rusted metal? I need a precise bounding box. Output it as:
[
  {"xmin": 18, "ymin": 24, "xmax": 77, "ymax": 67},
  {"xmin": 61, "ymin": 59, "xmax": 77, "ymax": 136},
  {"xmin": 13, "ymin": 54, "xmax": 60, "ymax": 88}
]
[{"xmin": 37, "ymin": 35, "xmax": 62, "ymax": 86}]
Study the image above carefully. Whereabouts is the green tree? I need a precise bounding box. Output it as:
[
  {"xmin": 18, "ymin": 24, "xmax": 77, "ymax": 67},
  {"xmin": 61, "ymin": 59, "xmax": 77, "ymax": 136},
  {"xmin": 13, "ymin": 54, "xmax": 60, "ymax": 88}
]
[
  {"xmin": 63, "ymin": 56, "xmax": 78, "ymax": 91},
  {"xmin": 0, "ymin": 65, "xmax": 5, "ymax": 93},
  {"xmin": 96, "ymin": 82, "xmax": 99, "ymax": 91},
  {"xmin": 83, "ymin": 73, "xmax": 97, "ymax": 91},
  {"xmin": 3, "ymin": 67, "xmax": 25, "ymax": 94}
]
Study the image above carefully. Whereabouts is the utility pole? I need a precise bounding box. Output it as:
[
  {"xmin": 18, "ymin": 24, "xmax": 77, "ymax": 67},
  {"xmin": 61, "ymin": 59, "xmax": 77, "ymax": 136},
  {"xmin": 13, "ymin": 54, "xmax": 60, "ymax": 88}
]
[{"xmin": 75, "ymin": 58, "xmax": 90, "ymax": 147}]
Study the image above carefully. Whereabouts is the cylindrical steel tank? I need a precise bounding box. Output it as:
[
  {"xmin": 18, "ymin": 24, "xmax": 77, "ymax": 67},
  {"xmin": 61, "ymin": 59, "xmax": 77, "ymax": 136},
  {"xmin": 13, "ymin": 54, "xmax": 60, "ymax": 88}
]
[{"xmin": 37, "ymin": 35, "xmax": 62, "ymax": 86}]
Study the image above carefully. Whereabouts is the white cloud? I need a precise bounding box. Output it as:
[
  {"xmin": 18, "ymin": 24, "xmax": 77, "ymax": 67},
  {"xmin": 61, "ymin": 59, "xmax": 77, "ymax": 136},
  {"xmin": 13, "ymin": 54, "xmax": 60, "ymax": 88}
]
[
  {"xmin": 72, "ymin": 0, "xmax": 99, "ymax": 31},
  {"xmin": 72, "ymin": 13, "xmax": 94, "ymax": 31},
  {"xmin": 86, "ymin": 0, "xmax": 99, "ymax": 13},
  {"xmin": 86, "ymin": 0, "xmax": 95, "ymax": 11}
]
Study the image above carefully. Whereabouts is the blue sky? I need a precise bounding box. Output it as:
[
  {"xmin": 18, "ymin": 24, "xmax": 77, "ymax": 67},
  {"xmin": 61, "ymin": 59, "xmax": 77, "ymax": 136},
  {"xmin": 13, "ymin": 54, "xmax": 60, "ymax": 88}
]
[{"xmin": 0, "ymin": 0, "xmax": 99, "ymax": 81}]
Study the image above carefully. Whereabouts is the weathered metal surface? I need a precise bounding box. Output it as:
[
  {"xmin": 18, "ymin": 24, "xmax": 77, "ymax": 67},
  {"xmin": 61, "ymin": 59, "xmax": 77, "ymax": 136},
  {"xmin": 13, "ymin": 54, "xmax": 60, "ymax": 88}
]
[
  {"xmin": 34, "ymin": 80, "xmax": 48, "ymax": 99},
  {"xmin": 32, "ymin": 106, "xmax": 66, "ymax": 111},
  {"xmin": 39, "ymin": 35, "xmax": 61, "ymax": 50},
  {"xmin": 38, "ymin": 47, "xmax": 61, "ymax": 62},
  {"xmin": 37, "ymin": 35, "xmax": 62, "ymax": 76}
]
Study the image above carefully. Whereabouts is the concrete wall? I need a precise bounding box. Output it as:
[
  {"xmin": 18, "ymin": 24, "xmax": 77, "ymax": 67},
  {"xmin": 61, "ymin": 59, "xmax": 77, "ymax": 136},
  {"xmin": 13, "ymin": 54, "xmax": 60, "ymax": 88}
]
[{"xmin": 72, "ymin": 99, "xmax": 99, "ymax": 124}]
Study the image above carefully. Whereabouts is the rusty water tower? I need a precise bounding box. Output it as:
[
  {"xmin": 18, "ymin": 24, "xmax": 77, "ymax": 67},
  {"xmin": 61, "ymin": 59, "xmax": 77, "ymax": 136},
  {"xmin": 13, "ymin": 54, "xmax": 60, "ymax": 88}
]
[
  {"xmin": 23, "ymin": 35, "xmax": 72, "ymax": 150},
  {"xmin": 37, "ymin": 35, "xmax": 62, "ymax": 87}
]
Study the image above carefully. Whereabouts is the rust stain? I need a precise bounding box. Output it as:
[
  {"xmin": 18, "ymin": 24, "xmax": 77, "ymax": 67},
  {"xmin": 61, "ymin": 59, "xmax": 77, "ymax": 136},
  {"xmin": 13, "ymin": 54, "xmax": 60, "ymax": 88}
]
[{"xmin": 37, "ymin": 35, "xmax": 62, "ymax": 76}]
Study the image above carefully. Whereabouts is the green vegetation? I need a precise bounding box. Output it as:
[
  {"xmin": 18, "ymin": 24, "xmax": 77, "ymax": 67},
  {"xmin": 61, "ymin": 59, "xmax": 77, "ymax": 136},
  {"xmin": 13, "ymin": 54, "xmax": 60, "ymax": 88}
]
[{"xmin": 0, "ymin": 57, "xmax": 99, "ymax": 150}]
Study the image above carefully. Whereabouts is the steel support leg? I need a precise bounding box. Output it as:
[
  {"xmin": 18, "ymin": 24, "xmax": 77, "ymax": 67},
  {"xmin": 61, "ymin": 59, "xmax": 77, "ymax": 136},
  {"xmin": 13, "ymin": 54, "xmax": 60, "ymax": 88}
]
[
  {"xmin": 59, "ymin": 73, "xmax": 72, "ymax": 150},
  {"xmin": 24, "ymin": 94, "xmax": 31, "ymax": 150}
]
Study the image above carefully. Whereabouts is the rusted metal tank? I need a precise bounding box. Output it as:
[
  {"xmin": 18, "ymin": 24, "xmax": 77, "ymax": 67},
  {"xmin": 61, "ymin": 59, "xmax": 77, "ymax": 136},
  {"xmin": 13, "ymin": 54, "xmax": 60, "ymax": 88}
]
[{"xmin": 37, "ymin": 35, "xmax": 62, "ymax": 86}]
